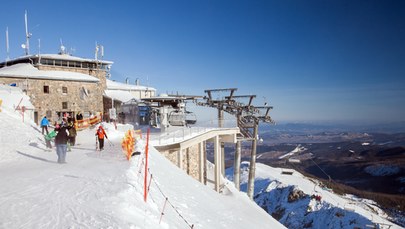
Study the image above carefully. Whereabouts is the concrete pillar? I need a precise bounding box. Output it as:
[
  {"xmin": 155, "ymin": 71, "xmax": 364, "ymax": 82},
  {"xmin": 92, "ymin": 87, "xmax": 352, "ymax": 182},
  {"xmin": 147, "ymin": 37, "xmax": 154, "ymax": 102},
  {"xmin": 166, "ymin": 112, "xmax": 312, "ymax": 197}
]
[
  {"xmin": 186, "ymin": 148, "xmax": 190, "ymax": 175},
  {"xmin": 221, "ymin": 142, "xmax": 225, "ymax": 176},
  {"xmin": 203, "ymin": 141, "xmax": 207, "ymax": 185},
  {"xmin": 214, "ymin": 136, "xmax": 220, "ymax": 192},
  {"xmin": 160, "ymin": 106, "xmax": 168, "ymax": 132},
  {"xmin": 218, "ymin": 108, "xmax": 224, "ymax": 128},
  {"xmin": 234, "ymin": 140, "xmax": 241, "ymax": 191},
  {"xmin": 178, "ymin": 147, "xmax": 183, "ymax": 170},
  {"xmin": 199, "ymin": 142, "xmax": 204, "ymax": 183},
  {"xmin": 247, "ymin": 121, "xmax": 259, "ymax": 200}
]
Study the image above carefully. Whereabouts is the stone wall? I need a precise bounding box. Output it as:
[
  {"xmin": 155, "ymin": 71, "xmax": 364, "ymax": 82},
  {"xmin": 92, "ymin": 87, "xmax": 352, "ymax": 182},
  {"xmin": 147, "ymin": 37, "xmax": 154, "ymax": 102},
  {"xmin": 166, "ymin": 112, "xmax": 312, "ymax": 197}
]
[
  {"xmin": 183, "ymin": 145, "xmax": 201, "ymax": 179},
  {"xmin": 37, "ymin": 65, "xmax": 107, "ymax": 90},
  {"xmin": 0, "ymin": 77, "xmax": 102, "ymax": 124},
  {"xmin": 161, "ymin": 144, "xmax": 201, "ymax": 181},
  {"xmin": 0, "ymin": 65, "xmax": 108, "ymax": 124}
]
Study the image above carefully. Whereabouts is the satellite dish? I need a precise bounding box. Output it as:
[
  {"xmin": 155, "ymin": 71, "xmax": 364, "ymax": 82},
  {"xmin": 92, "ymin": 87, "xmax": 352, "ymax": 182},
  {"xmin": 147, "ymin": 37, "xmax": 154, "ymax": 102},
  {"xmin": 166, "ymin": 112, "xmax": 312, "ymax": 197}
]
[{"xmin": 21, "ymin": 44, "xmax": 26, "ymax": 49}]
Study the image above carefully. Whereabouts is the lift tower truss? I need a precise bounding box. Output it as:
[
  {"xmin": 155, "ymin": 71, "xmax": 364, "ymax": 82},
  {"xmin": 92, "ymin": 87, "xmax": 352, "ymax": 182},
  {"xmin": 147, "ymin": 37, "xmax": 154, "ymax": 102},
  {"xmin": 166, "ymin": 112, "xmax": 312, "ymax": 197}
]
[{"xmin": 198, "ymin": 88, "xmax": 275, "ymax": 199}]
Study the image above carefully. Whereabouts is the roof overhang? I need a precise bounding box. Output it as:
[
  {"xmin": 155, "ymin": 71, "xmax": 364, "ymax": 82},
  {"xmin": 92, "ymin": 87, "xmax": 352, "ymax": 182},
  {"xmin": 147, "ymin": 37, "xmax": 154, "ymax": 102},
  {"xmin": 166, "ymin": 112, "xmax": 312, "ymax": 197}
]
[{"xmin": 104, "ymin": 89, "xmax": 137, "ymax": 103}]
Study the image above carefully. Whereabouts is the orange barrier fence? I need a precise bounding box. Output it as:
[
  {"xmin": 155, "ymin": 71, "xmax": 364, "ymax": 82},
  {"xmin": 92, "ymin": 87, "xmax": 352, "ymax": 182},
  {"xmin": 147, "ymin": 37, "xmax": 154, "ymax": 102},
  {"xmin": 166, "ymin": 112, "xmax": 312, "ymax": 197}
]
[
  {"xmin": 121, "ymin": 129, "xmax": 143, "ymax": 160},
  {"xmin": 74, "ymin": 113, "xmax": 102, "ymax": 131}
]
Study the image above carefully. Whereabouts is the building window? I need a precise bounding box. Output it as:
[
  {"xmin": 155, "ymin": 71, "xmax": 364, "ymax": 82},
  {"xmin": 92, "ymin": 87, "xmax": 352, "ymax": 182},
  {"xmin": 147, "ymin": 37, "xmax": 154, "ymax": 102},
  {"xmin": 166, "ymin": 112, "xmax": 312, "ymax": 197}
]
[
  {"xmin": 62, "ymin": 87, "xmax": 68, "ymax": 94},
  {"xmin": 44, "ymin": 85, "xmax": 49, "ymax": 94},
  {"xmin": 62, "ymin": 102, "xmax": 68, "ymax": 109}
]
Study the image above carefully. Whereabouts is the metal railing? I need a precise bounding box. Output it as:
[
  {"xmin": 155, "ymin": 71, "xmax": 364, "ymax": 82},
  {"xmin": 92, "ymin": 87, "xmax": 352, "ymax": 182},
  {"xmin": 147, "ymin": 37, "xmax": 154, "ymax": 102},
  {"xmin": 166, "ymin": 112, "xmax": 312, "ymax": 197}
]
[{"xmin": 150, "ymin": 119, "xmax": 238, "ymax": 146}]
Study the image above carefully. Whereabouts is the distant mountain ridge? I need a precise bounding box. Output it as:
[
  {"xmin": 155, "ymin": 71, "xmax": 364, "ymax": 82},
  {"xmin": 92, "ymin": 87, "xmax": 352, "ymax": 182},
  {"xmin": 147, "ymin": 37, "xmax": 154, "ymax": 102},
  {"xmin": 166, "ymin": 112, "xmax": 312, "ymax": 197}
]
[{"xmin": 260, "ymin": 121, "xmax": 405, "ymax": 134}]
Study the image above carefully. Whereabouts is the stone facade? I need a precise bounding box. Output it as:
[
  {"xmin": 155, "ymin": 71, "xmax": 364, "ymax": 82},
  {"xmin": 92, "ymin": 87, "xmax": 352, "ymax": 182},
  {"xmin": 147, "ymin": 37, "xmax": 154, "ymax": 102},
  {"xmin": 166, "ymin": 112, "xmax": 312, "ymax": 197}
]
[
  {"xmin": 0, "ymin": 56, "xmax": 110, "ymax": 124},
  {"xmin": 37, "ymin": 65, "xmax": 107, "ymax": 90},
  {"xmin": 0, "ymin": 77, "xmax": 102, "ymax": 124}
]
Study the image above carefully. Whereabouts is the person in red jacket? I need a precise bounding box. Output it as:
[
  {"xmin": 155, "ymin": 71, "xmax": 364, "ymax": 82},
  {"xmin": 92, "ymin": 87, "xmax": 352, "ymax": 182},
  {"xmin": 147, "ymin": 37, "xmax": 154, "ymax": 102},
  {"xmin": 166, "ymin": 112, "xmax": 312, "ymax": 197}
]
[{"xmin": 96, "ymin": 125, "xmax": 108, "ymax": 150}]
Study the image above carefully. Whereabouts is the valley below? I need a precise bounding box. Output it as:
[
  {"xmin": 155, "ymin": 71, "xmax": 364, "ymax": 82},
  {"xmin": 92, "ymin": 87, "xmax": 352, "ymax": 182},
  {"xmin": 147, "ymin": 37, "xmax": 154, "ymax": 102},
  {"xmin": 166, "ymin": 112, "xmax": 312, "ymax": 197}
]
[{"xmin": 207, "ymin": 124, "xmax": 405, "ymax": 225}]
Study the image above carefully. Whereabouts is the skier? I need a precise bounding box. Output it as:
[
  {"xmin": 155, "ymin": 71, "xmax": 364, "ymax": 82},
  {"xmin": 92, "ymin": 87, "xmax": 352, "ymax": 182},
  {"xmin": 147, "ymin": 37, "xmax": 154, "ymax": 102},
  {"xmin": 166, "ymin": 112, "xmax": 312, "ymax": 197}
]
[
  {"xmin": 40, "ymin": 116, "xmax": 50, "ymax": 135},
  {"xmin": 55, "ymin": 122, "xmax": 69, "ymax": 163},
  {"xmin": 95, "ymin": 125, "xmax": 108, "ymax": 151},
  {"xmin": 44, "ymin": 129, "xmax": 57, "ymax": 151}
]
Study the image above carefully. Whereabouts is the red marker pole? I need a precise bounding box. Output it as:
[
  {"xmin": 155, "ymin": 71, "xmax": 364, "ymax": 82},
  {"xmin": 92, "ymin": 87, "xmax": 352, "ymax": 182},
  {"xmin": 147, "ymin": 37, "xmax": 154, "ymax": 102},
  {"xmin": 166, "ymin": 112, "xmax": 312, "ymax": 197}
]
[
  {"xmin": 22, "ymin": 106, "xmax": 25, "ymax": 122},
  {"xmin": 144, "ymin": 128, "xmax": 150, "ymax": 202}
]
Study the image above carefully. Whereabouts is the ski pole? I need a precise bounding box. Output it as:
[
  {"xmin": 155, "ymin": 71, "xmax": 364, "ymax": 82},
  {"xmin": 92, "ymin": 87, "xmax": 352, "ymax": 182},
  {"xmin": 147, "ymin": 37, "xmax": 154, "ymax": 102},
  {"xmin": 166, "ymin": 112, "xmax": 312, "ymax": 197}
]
[{"xmin": 106, "ymin": 138, "xmax": 114, "ymax": 146}]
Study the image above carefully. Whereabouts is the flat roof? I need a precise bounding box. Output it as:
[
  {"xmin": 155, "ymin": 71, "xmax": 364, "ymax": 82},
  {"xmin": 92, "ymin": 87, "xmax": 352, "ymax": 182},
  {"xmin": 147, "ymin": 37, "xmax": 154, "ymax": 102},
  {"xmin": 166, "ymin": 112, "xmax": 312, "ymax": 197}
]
[
  {"xmin": 0, "ymin": 63, "xmax": 100, "ymax": 82},
  {"xmin": 106, "ymin": 79, "xmax": 156, "ymax": 91},
  {"xmin": 1, "ymin": 53, "xmax": 113, "ymax": 65}
]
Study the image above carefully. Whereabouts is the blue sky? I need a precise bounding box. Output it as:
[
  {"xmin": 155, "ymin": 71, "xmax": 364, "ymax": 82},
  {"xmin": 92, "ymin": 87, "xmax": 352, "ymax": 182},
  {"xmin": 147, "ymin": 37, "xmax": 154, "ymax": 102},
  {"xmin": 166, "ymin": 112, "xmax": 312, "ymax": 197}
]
[{"xmin": 1, "ymin": 1, "xmax": 404, "ymax": 123}]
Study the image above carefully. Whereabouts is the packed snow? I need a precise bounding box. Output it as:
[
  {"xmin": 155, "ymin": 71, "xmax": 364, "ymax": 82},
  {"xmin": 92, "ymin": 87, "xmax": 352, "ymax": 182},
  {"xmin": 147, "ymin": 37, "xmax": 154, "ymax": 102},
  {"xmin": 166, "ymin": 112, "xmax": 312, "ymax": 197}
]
[{"xmin": 0, "ymin": 85, "xmax": 284, "ymax": 228}]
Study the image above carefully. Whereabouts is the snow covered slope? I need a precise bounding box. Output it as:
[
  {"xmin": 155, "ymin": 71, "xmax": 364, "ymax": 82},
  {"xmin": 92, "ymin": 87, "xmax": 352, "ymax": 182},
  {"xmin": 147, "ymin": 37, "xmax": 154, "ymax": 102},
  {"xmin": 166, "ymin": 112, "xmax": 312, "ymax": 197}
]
[
  {"xmin": 226, "ymin": 162, "xmax": 403, "ymax": 229},
  {"xmin": 0, "ymin": 85, "xmax": 284, "ymax": 228}
]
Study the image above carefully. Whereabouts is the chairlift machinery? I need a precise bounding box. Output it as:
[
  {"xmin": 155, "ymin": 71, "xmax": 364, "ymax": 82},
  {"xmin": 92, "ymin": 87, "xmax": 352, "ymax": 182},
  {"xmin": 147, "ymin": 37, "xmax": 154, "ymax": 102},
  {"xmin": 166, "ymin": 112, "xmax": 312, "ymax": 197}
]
[
  {"xmin": 197, "ymin": 87, "xmax": 275, "ymax": 200},
  {"xmin": 141, "ymin": 94, "xmax": 201, "ymax": 131}
]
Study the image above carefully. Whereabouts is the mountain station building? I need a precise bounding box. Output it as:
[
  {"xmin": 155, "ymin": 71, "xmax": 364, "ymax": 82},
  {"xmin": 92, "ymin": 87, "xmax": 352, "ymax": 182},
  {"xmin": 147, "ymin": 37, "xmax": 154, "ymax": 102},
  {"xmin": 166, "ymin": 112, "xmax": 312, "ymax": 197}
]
[{"xmin": 0, "ymin": 53, "xmax": 155, "ymax": 125}]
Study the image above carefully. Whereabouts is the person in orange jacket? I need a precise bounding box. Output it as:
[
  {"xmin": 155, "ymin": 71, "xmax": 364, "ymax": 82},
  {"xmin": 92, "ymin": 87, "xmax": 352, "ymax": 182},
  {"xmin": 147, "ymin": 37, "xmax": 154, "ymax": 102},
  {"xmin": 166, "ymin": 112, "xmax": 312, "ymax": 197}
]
[{"xmin": 96, "ymin": 125, "xmax": 108, "ymax": 150}]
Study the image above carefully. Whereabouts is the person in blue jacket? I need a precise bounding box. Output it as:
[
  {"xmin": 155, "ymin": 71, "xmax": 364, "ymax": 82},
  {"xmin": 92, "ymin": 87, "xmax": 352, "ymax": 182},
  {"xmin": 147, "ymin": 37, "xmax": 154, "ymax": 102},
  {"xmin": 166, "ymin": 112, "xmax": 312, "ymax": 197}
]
[{"xmin": 40, "ymin": 116, "xmax": 50, "ymax": 135}]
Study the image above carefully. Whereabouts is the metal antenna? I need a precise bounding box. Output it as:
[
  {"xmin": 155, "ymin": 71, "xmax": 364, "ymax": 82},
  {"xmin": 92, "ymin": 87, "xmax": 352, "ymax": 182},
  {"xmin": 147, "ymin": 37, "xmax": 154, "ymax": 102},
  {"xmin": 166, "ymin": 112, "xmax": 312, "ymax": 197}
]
[
  {"xmin": 100, "ymin": 45, "xmax": 104, "ymax": 58},
  {"xmin": 38, "ymin": 38, "xmax": 41, "ymax": 64},
  {"xmin": 95, "ymin": 41, "xmax": 99, "ymax": 60},
  {"xmin": 6, "ymin": 27, "xmax": 10, "ymax": 61},
  {"xmin": 69, "ymin": 47, "xmax": 76, "ymax": 55},
  {"xmin": 59, "ymin": 38, "xmax": 66, "ymax": 54},
  {"xmin": 24, "ymin": 10, "xmax": 31, "ymax": 55}
]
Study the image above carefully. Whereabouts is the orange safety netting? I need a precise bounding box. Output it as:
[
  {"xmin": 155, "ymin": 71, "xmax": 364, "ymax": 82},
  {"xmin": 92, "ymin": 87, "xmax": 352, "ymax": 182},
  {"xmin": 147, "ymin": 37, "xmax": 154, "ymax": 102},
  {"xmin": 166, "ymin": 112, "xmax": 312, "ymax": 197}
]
[{"xmin": 121, "ymin": 129, "xmax": 142, "ymax": 160}]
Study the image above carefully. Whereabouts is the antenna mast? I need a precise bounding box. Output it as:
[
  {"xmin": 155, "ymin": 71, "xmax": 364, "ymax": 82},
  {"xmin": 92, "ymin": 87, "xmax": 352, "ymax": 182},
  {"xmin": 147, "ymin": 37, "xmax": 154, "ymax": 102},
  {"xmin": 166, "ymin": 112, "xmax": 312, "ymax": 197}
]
[
  {"xmin": 6, "ymin": 27, "xmax": 10, "ymax": 61},
  {"xmin": 95, "ymin": 42, "xmax": 99, "ymax": 60},
  {"xmin": 24, "ymin": 10, "xmax": 31, "ymax": 55},
  {"xmin": 59, "ymin": 38, "xmax": 66, "ymax": 54}
]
